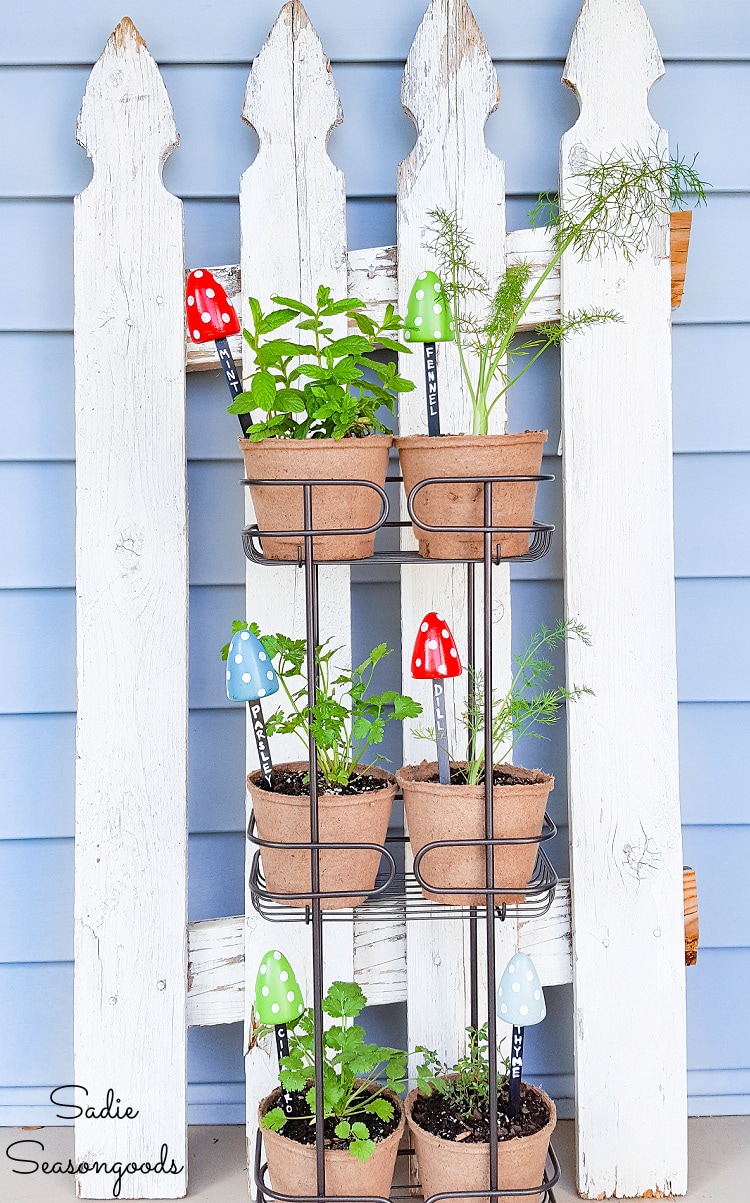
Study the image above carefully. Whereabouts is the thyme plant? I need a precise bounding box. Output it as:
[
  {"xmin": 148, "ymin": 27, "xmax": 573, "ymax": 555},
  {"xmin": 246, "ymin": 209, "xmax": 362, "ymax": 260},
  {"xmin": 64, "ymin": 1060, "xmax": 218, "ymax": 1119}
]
[
  {"xmin": 415, "ymin": 1025, "xmax": 510, "ymax": 1119},
  {"xmin": 425, "ymin": 149, "xmax": 708, "ymax": 435}
]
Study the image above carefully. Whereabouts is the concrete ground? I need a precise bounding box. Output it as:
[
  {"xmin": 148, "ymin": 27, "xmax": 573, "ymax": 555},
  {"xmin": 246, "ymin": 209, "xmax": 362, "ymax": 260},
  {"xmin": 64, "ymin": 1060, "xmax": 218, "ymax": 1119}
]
[{"xmin": 0, "ymin": 1117, "xmax": 747, "ymax": 1200}]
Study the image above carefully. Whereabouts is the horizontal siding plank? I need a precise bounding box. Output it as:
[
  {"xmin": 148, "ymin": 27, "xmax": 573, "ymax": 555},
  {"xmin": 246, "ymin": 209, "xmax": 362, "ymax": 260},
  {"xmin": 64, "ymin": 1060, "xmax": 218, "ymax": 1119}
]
[
  {"xmin": 681, "ymin": 827, "xmax": 750, "ymax": 949},
  {"xmin": 687, "ymin": 948, "xmax": 750, "ymax": 1069},
  {"xmin": 0, "ymin": 589, "xmax": 75, "ymax": 714},
  {"xmin": 0, "ymin": 462, "xmax": 74, "ymax": 588},
  {"xmin": 676, "ymin": 579, "xmax": 750, "ymax": 701},
  {"xmin": 189, "ymin": 709, "xmax": 246, "ymax": 834},
  {"xmin": 188, "ymin": 832, "xmax": 245, "ymax": 924},
  {"xmin": 673, "ymin": 326, "xmax": 750, "ymax": 453},
  {"xmin": 679, "ymin": 703, "xmax": 750, "ymax": 825},
  {"xmin": 0, "ymin": 334, "xmax": 74, "ymax": 461},
  {"xmin": 0, "ymin": 962, "xmax": 73, "ymax": 1083},
  {"xmin": 674, "ymin": 454, "xmax": 750, "ymax": 578},
  {"xmin": 3, "ymin": 0, "xmax": 750, "ymax": 65},
  {"xmin": 0, "ymin": 1082, "xmax": 247, "ymax": 1125},
  {"xmin": 0, "ymin": 713, "xmax": 75, "ymax": 839}
]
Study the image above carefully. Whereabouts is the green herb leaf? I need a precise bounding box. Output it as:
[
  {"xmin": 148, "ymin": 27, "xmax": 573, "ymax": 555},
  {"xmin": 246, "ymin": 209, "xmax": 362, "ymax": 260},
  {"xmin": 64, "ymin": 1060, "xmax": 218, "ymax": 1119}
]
[
  {"xmin": 261, "ymin": 1108, "xmax": 287, "ymax": 1132},
  {"xmin": 349, "ymin": 1139, "xmax": 376, "ymax": 1163}
]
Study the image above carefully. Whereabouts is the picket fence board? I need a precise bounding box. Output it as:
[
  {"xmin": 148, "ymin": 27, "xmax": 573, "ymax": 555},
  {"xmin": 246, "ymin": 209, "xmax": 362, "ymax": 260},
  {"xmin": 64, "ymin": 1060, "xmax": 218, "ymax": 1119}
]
[
  {"xmin": 73, "ymin": 18, "xmax": 188, "ymax": 1198},
  {"xmin": 560, "ymin": 0, "xmax": 687, "ymax": 1195},
  {"xmin": 238, "ymin": 2, "xmax": 357, "ymax": 1177}
]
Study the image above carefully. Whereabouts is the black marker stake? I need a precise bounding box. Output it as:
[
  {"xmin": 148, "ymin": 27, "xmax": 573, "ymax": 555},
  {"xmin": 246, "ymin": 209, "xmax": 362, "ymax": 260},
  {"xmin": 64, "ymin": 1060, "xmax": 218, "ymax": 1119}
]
[
  {"xmin": 424, "ymin": 341, "xmax": 440, "ymax": 436},
  {"xmin": 274, "ymin": 1023, "xmax": 295, "ymax": 1116},
  {"xmin": 248, "ymin": 700, "xmax": 274, "ymax": 790},
  {"xmin": 432, "ymin": 680, "xmax": 451, "ymax": 785},
  {"xmin": 216, "ymin": 337, "xmax": 251, "ymax": 435},
  {"xmin": 508, "ymin": 1025, "xmax": 524, "ymax": 1121}
]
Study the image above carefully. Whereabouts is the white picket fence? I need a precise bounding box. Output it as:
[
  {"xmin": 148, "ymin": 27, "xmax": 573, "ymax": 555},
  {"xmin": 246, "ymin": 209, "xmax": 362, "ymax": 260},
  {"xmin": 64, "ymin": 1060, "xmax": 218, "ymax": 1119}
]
[{"xmin": 73, "ymin": 1, "xmax": 687, "ymax": 1198}]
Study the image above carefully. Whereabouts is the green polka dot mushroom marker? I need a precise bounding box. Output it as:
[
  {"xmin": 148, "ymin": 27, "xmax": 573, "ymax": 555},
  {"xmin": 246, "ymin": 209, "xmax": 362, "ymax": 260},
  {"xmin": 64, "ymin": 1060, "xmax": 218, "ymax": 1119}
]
[
  {"xmin": 403, "ymin": 271, "xmax": 454, "ymax": 436},
  {"xmin": 254, "ymin": 950, "xmax": 305, "ymax": 1117},
  {"xmin": 496, "ymin": 952, "xmax": 546, "ymax": 1121},
  {"xmin": 225, "ymin": 626, "xmax": 279, "ymax": 789}
]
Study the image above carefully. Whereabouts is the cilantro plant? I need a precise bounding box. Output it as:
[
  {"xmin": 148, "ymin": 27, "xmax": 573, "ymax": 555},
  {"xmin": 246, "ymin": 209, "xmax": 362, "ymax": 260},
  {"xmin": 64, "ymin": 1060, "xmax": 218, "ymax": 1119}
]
[
  {"xmin": 229, "ymin": 285, "xmax": 415, "ymax": 440},
  {"xmin": 425, "ymin": 149, "xmax": 708, "ymax": 435},
  {"xmin": 222, "ymin": 622, "xmax": 422, "ymax": 788},
  {"xmin": 260, "ymin": 980, "xmax": 407, "ymax": 1161},
  {"xmin": 415, "ymin": 1025, "xmax": 510, "ymax": 1120},
  {"xmin": 415, "ymin": 618, "xmax": 592, "ymax": 784}
]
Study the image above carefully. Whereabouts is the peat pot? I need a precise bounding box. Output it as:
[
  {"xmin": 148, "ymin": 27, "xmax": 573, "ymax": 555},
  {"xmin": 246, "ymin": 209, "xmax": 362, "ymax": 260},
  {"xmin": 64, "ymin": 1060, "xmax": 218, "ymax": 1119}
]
[
  {"xmin": 259, "ymin": 1087, "xmax": 405, "ymax": 1200},
  {"xmin": 395, "ymin": 761, "xmax": 553, "ymax": 906},
  {"xmin": 394, "ymin": 430, "xmax": 547, "ymax": 560},
  {"xmin": 239, "ymin": 434, "xmax": 392, "ymax": 561},
  {"xmin": 405, "ymin": 1084, "xmax": 556, "ymax": 1203},
  {"xmin": 248, "ymin": 763, "xmax": 397, "ymax": 909}
]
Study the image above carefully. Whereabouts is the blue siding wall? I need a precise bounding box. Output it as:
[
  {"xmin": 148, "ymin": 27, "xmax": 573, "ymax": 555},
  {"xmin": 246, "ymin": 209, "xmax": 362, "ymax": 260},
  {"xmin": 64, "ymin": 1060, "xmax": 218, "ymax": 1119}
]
[{"xmin": 0, "ymin": 0, "xmax": 747, "ymax": 1125}]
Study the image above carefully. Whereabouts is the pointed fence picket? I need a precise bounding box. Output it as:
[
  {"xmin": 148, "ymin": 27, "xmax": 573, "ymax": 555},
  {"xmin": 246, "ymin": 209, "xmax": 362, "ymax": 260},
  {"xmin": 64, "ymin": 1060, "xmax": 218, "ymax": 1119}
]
[{"xmin": 71, "ymin": 2, "xmax": 688, "ymax": 1198}]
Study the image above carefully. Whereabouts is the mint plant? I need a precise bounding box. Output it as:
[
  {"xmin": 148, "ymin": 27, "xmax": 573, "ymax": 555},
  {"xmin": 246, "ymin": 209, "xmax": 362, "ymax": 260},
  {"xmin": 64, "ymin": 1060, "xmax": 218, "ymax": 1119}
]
[
  {"xmin": 415, "ymin": 1025, "xmax": 510, "ymax": 1120},
  {"xmin": 260, "ymin": 980, "xmax": 407, "ymax": 1161},
  {"xmin": 229, "ymin": 285, "xmax": 415, "ymax": 440},
  {"xmin": 425, "ymin": 149, "xmax": 708, "ymax": 435},
  {"xmin": 222, "ymin": 622, "xmax": 422, "ymax": 788},
  {"xmin": 415, "ymin": 618, "xmax": 592, "ymax": 784}
]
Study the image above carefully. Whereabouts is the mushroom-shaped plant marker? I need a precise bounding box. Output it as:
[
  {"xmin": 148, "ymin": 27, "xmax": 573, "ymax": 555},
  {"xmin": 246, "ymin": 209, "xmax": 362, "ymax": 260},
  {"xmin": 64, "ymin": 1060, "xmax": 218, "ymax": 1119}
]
[
  {"xmin": 496, "ymin": 952, "xmax": 546, "ymax": 1121},
  {"xmin": 411, "ymin": 612, "xmax": 461, "ymax": 784},
  {"xmin": 254, "ymin": 950, "xmax": 305, "ymax": 1117},
  {"xmin": 403, "ymin": 271, "xmax": 454, "ymax": 436},
  {"xmin": 226, "ymin": 627, "xmax": 279, "ymax": 789},
  {"xmin": 185, "ymin": 268, "xmax": 249, "ymax": 434}
]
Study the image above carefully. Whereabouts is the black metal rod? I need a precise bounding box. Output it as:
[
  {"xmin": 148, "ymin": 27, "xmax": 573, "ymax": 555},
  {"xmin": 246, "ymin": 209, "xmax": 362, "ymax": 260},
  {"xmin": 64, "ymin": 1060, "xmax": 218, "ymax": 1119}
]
[
  {"xmin": 274, "ymin": 1024, "xmax": 295, "ymax": 1117},
  {"xmin": 467, "ymin": 561, "xmax": 479, "ymax": 1032},
  {"xmin": 248, "ymin": 700, "xmax": 274, "ymax": 789},
  {"xmin": 432, "ymin": 680, "xmax": 451, "ymax": 784},
  {"xmin": 215, "ymin": 335, "xmax": 250, "ymax": 435},
  {"xmin": 303, "ymin": 484, "xmax": 326, "ymax": 1199},
  {"xmin": 483, "ymin": 479, "xmax": 499, "ymax": 1198},
  {"xmin": 508, "ymin": 1026, "xmax": 524, "ymax": 1121},
  {"xmin": 424, "ymin": 342, "xmax": 440, "ymax": 436}
]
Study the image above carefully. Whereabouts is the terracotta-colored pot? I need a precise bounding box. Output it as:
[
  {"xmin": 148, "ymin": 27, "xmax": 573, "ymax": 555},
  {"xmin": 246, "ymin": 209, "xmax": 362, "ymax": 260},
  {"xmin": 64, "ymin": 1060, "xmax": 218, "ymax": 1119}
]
[
  {"xmin": 670, "ymin": 210, "xmax": 692, "ymax": 309},
  {"xmin": 395, "ymin": 762, "xmax": 553, "ymax": 906},
  {"xmin": 260, "ymin": 1087, "xmax": 405, "ymax": 1200},
  {"xmin": 239, "ymin": 434, "xmax": 392, "ymax": 561},
  {"xmin": 405, "ymin": 1083, "xmax": 556, "ymax": 1203},
  {"xmin": 394, "ymin": 431, "xmax": 547, "ymax": 560},
  {"xmin": 248, "ymin": 763, "xmax": 397, "ymax": 909}
]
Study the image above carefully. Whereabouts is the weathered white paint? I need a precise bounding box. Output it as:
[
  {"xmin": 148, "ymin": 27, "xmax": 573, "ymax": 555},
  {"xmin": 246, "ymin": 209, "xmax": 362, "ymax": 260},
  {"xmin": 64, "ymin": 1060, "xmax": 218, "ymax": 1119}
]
[
  {"xmin": 560, "ymin": 0, "xmax": 687, "ymax": 1195},
  {"xmin": 187, "ymin": 917, "xmax": 245, "ymax": 1027},
  {"xmin": 74, "ymin": 18, "xmax": 187, "ymax": 1198},
  {"xmin": 239, "ymin": 4, "xmax": 355, "ymax": 1185},
  {"xmin": 186, "ymin": 236, "xmax": 558, "ymax": 372},
  {"xmin": 397, "ymin": 0, "xmax": 517, "ymax": 1071}
]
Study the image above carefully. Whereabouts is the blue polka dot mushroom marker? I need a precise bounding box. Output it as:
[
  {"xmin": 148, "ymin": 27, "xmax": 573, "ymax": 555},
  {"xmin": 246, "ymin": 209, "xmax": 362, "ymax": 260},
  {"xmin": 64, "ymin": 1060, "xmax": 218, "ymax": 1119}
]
[
  {"xmin": 496, "ymin": 952, "xmax": 546, "ymax": 1121},
  {"xmin": 411, "ymin": 612, "xmax": 462, "ymax": 785},
  {"xmin": 403, "ymin": 271, "xmax": 454, "ymax": 436},
  {"xmin": 185, "ymin": 269, "xmax": 249, "ymax": 435},
  {"xmin": 254, "ymin": 950, "xmax": 305, "ymax": 1117},
  {"xmin": 225, "ymin": 627, "xmax": 279, "ymax": 789}
]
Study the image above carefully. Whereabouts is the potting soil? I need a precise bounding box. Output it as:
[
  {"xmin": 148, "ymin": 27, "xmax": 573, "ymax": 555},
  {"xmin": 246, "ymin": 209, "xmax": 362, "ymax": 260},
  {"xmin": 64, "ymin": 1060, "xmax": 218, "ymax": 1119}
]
[
  {"xmin": 263, "ymin": 1088, "xmax": 401, "ymax": 1150},
  {"xmin": 411, "ymin": 1083, "xmax": 549, "ymax": 1142},
  {"xmin": 257, "ymin": 769, "xmax": 391, "ymax": 797}
]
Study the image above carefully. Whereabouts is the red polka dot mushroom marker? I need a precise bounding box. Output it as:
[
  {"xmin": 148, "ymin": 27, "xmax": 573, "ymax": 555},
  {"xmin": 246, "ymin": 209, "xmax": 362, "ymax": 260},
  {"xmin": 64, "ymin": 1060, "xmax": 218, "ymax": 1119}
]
[
  {"xmin": 185, "ymin": 269, "xmax": 248, "ymax": 433},
  {"xmin": 411, "ymin": 612, "xmax": 462, "ymax": 784}
]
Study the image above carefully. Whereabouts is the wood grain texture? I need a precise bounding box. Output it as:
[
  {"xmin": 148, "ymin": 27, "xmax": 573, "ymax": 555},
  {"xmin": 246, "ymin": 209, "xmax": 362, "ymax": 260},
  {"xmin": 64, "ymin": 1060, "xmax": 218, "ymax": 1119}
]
[
  {"xmin": 560, "ymin": 0, "xmax": 687, "ymax": 1195},
  {"xmin": 397, "ymin": 0, "xmax": 517, "ymax": 1072},
  {"xmin": 73, "ymin": 18, "xmax": 187, "ymax": 1198},
  {"xmin": 239, "ymin": 5, "xmax": 355, "ymax": 1185},
  {"xmin": 683, "ymin": 867, "xmax": 699, "ymax": 966}
]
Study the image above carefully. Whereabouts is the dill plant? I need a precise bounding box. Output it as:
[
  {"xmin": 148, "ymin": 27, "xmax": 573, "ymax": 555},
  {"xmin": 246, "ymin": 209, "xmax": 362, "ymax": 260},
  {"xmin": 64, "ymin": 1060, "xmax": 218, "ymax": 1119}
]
[{"xmin": 425, "ymin": 149, "xmax": 707, "ymax": 435}]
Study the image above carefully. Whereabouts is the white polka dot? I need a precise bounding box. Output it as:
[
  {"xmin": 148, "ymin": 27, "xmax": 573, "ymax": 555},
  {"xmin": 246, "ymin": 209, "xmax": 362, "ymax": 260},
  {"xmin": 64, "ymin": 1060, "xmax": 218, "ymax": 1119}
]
[
  {"xmin": 226, "ymin": 670, "xmax": 231, "ymax": 680},
  {"xmin": 427, "ymin": 639, "xmax": 438, "ymax": 649},
  {"xmin": 449, "ymin": 320, "xmax": 454, "ymax": 330},
  {"xmin": 271, "ymin": 1003, "xmax": 279, "ymax": 1014},
  {"xmin": 435, "ymin": 613, "xmax": 444, "ymax": 621},
  {"xmin": 253, "ymin": 992, "xmax": 257, "ymax": 1004},
  {"xmin": 512, "ymin": 981, "xmax": 521, "ymax": 993},
  {"xmin": 287, "ymin": 991, "xmax": 295, "ymax": 1002},
  {"xmin": 433, "ymin": 303, "xmax": 443, "ymax": 314},
  {"xmin": 508, "ymin": 964, "xmax": 515, "ymax": 973},
  {"xmin": 262, "ymin": 986, "xmax": 269, "ymax": 996},
  {"xmin": 258, "ymin": 688, "xmax": 266, "ymax": 697},
  {"xmin": 450, "ymin": 648, "xmax": 458, "ymax": 658},
  {"xmin": 534, "ymin": 990, "xmax": 541, "ymax": 1000},
  {"xmin": 240, "ymin": 631, "xmax": 250, "ymax": 640},
  {"xmin": 441, "ymin": 629, "xmax": 449, "ymax": 638},
  {"xmin": 415, "ymin": 658, "xmax": 422, "ymax": 668},
  {"xmin": 414, "ymin": 316, "xmax": 423, "ymax": 327},
  {"xmin": 267, "ymin": 670, "xmax": 274, "ymax": 680},
  {"xmin": 519, "ymin": 1005, "xmax": 529, "ymax": 1017},
  {"xmin": 298, "ymin": 1003, "xmax": 304, "ymax": 1013},
  {"xmin": 415, "ymin": 289, "xmax": 424, "ymax": 300},
  {"xmin": 242, "ymin": 673, "xmax": 251, "ymax": 684},
  {"xmin": 433, "ymin": 329, "xmax": 442, "ymax": 338},
  {"xmin": 405, "ymin": 331, "xmax": 411, "ymax": 340},
  {"xmin": 497, "ymin": 986, "xmax": 503, "ymax": 997},
  {"xmin": 187, "ymin": 296, "xmax": 194, "ymax": 307},
  {"xmin": 206, "ymin": 288, "xmax": 215, "ymax": 298},
  {"xmin": 418, "ymin": 272, "xmax": 427, "ymax": 280},
  {"xmin": 201, "ymin": 311, "xmax": 211, "ymax": 323},
  {"xmin": 420, "ymin": 622, "xmax": 429, "ymax": 632},
  {"xmin": 526, "ymin": 970, "xmax": 534, "ymax": 981},
  {"xmin": 260, "ymin": 964, "xmax": 267, "ymax": 974},
  {"xmin": 273, "ymin": 951, "xmax": 281, "ymax": 960},
  {"xmin": 234, "ymin": 654, "xmax": 243, "ymax": 664},
  {"xmin": 258, "ymin": 651, "xmax": 267, "ymax": 660},
  {"xmin": 438, "ymin": 664, "xmax": 447, "ymax": 675},
  {"xmin": 501, "ymin": 1003, "xmax": 508, "ymax": 1014},
  {"xmin": 222, "ymin": 313, "xmax": 231, "ymax": 322},
  {"xmin": 194, "ymin": 270, "xmax": 204, "ymax": 278},
  {"xmin": 193, "ymin": 329, "xmax": 201, "ymax": 339},
  {"xmin": 280, "ymin": 971, "xmax": 288, "ymax": 982},
  {"xmin": 433, "ymin": 281, "xmax": 441, "ymax": 291}
]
